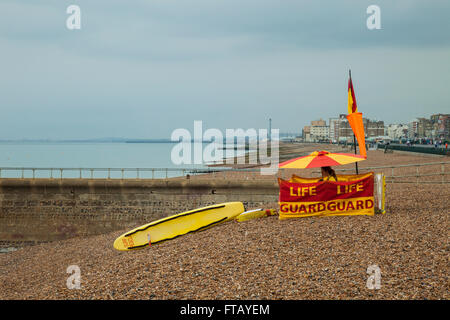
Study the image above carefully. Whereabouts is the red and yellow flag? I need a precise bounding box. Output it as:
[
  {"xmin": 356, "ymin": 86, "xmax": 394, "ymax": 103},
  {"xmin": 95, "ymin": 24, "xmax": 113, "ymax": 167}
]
[
  {"xmin": 346, "ymin": 71, "xmax": 367, "ymax": 158},
  {"xmin": 348, "ymin": 76, "xmax": 358, "ymax": 114}
]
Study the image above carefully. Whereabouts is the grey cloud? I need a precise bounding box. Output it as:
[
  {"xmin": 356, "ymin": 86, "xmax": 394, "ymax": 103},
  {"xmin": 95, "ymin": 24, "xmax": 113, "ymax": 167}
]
[
  {"xmin": 2, "ymin": 0, "xmax": 450, "ymax": 62},
  {"xmin": 0, "ymin": 0, "xmax": 449, "ymax": 139}
]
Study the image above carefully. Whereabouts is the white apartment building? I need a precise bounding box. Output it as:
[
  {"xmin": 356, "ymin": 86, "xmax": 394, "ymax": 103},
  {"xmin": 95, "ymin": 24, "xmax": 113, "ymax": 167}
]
[
  {"xmin": 408, "ymin": 119, "xmax": 419, "ymax": 138},
  {"xmin": 310, "ymin": 125, "xmax": 329, "ymax": 141},
  {"xmin": 387, "ymin": 124, "xmax": 408, "ymax": 140},
  {"xmin": 329, "ymin": 118, "xmax": 340, "ymax": 142}
]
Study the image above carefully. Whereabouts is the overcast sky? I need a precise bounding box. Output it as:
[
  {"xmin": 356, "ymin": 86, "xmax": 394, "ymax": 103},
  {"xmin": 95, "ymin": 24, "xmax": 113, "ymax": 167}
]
[{"xmin": 0, "ymin": 0, "xmax": 449, "ymax": 139}]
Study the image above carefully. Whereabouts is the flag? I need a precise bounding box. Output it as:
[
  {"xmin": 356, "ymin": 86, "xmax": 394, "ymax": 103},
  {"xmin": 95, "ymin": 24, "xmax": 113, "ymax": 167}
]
[
  {"xmin": 346, "ymin": 71, "xmax": 367, "ymax": 158},
  {"xmin": 348, "ymin": 75, "xmax": 358, "ymax": 114}
]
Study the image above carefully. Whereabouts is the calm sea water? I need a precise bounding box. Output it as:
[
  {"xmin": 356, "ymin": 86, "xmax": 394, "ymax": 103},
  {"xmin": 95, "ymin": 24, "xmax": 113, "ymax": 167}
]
[{"xmin": 0, "ymin": 142, "xmax": 241, "ymax": 179}]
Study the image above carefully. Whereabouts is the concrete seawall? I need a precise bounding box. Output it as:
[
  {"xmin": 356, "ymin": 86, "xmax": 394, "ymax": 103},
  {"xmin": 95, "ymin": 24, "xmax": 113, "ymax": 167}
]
[{"xmin": 0, "ymin": 178, "xmax": 278, "ymax": 247}]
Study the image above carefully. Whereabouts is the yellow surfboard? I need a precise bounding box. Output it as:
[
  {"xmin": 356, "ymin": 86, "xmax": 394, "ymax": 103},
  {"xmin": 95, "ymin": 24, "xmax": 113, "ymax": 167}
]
[
  {"xmin": 235, "ymin": 208, "xmax": 277, "ymax": 222},
  {"xmin": 113, "ymin": 202, "xmax": 245, "ymax": 251}
]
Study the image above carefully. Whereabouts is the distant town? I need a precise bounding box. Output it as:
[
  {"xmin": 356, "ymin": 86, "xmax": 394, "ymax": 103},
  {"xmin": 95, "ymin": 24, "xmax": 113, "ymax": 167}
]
[
  {"xmin": 0, "ymin": 113, "xmax": 448, "ymax": 146},
  {"xmin": 299, "ymin": 113, "xmax": 450, "ymax": 144}
]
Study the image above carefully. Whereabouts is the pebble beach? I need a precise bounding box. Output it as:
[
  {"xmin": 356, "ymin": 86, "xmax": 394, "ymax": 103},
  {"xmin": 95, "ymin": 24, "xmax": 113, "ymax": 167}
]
[{"xmin": 0, "ymin": 146, "xmax": 448, "ymax": 300}]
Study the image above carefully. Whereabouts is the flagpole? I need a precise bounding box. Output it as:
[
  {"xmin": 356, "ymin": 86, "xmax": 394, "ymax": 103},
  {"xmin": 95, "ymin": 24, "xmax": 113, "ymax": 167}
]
[
  {"xmin": 353, "ymin": 134, "xmax": 359, "ymax": 174},
  {"xmin": 349, "ymin": 69, "xmax": 359, "ymax": 174}
]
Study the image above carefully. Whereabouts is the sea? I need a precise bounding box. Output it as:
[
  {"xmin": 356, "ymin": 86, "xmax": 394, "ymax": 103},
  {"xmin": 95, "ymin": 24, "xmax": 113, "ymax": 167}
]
[{"xmin": 0, "ymin": 141, "xmax": 244, "ymax": 179}]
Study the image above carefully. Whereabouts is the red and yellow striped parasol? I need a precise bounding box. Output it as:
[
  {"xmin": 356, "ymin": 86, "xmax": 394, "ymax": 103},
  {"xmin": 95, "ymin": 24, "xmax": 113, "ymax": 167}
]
[{"xmin": 278, "ymin": 150, "xmax": 366, "ymax": 169}]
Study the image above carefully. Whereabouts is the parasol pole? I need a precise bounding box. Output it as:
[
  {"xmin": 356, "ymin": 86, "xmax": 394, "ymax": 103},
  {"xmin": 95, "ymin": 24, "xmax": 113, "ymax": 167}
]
[{"xmin": 349, "ymin": 69, "xmax": 359, "ymax": 174}]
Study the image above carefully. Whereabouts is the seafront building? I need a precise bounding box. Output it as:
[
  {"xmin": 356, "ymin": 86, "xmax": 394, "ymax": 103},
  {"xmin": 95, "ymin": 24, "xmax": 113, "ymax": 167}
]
[
  {"xmin": 337, "ymin": 114, "xmax": 384, "ymax": 141},
  {"xmin": 407, "ymin": 115, "xmax": 449, "ymax": 140},
  {"xmin": 387, "ymin": 124, "xmax": 408, "ymax": 140},
  {"xmin": 408, "ymin": 118, "xmax": 433, "ymax": 139},
  {"xmin": 302, "ymin": 126, "xmax": 311, "ymax": 142},
  {"xmin": 310, "ymin": 124, "xmax": 329, "ymax": 142},
  {"xmin": 431, "ymin": 113, "xmax": 450, "ymax": 139},
  {"xmin": 301, "ymin": 113, "xmax": 447, "ymax": 143},
  {"xmin": 303, "ymin": 119, "xmax": 329, "ymax": 142},
  {"xmin": 329, "ymin": 118, "xmax": 340, "ymax": 143}
]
